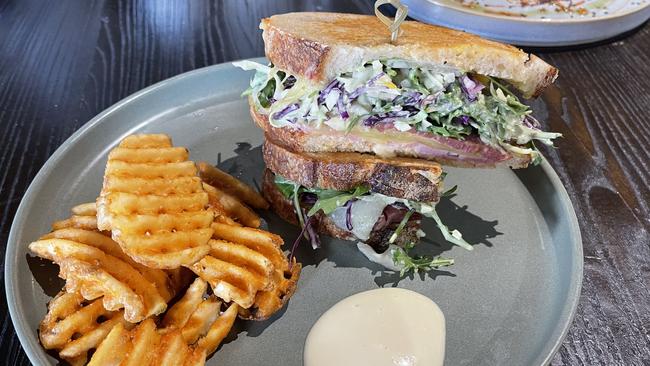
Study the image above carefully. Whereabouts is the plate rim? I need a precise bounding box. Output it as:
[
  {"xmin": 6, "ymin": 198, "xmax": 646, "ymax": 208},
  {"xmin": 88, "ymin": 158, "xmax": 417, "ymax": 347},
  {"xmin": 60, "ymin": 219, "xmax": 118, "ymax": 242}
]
[{"xmin": 5, "ymin": 59, "xmax": 583, "ymax": 366}]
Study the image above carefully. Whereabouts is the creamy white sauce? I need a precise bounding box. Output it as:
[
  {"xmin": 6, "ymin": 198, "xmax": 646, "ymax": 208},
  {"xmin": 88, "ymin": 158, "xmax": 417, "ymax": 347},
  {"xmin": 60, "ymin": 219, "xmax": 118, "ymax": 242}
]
[{"xmin": 304, "ymin": 288, "xmax": 446, "ymax": 366}]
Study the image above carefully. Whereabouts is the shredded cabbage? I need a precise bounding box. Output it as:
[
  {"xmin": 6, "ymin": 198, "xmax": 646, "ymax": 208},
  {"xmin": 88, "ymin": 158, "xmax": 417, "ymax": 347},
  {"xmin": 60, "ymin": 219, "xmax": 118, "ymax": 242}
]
[{"xmin": 234, "ymin": 59, "xmax": 562, "ymax": 162}]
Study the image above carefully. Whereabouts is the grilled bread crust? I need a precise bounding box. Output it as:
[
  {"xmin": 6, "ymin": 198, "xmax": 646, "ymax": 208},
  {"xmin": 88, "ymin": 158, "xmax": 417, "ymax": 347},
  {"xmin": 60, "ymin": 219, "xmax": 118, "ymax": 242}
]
[
  {"xmin": 261, "ymin": 12, "xmax": 557, "ymax": 98},
  {"xmin": 251, "ymin": 103, "xmax": 532, "ymax": 169},
  {"xmin": 263, "ymin": 138, "xmax": 442, "ymax": 202},
  {"xmin": 261, "ymin": 169, "xmax": 419, "ymax": 248}
]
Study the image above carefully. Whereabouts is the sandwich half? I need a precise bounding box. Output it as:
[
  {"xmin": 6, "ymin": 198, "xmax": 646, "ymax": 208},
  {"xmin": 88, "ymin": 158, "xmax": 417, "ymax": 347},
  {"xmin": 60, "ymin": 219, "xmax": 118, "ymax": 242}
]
[
  {"xmin": 261, "ymin": 138, "xmax": 470, "ymax": 257},
  {"xmin": 236, "ymin": 12, "xmax": 561, "ymax": 168}
]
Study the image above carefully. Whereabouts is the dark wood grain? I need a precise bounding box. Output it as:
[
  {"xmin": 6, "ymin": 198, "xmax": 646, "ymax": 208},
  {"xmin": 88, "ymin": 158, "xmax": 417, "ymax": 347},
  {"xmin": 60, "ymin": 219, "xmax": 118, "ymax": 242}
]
[{"xmin": 0, "ymin": 1, "xmax": 648, "ymax": 365}]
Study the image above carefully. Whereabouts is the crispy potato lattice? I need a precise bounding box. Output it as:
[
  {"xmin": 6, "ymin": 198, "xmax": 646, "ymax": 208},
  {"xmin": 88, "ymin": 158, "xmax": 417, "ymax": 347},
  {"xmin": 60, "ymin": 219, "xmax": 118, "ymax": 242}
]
[
  {"xmin": 189, "ymin": 222, "xmax": 301, "ymax": 319},
  {"xmin": 39, "ymin": 292, "xmax": 130, "ymax": 366},
  {"xmin": 31, "ymin": 133, "xmax": 303, "ymax": 366},
  {"xmin": 198, "ymin": 162, "xmax": 269, "ymax": 210},
  {"xmin": 88, "ymin": 278, "xmax": 238, "ymax": 366},
  {"xmin": 203, "ymin": 182, "xmax": 260, "ymax": 228},
  {"xmin": 97, "ymin": 134, "xmax": 212, "ymax": 269},
  {"xmin": 29, "ymin": 209, "xmax": 186, "ymax": 322}
]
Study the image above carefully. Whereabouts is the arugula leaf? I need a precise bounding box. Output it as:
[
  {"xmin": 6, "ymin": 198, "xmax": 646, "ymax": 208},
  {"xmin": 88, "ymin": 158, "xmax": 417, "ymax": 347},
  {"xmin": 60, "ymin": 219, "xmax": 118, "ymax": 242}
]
[
  {"xmin": 392, "ymin": 242, "xmax": 454, "ymax": 277},
  {"xmin": 307, "ymin": 185, "xmax": 370, "ymax": 216},
  {"xmin": 530, "ymin": 141, "xmax": 543, "ymax": 166},
  {"xmin": 345, "ymin": 115, "xmax": 362, "ymax": 134},
  {"xmin": 485, "ymin": 76, "xmax": 518, "ymax": 99},
  {"xmin": 258, "ymin": 78, "xmax": 276, "ymax": 108},
  {"xmin": 274, "ymin": 176, "xmax": 298, "ymax": 199},
  {"xmin": 274, "ymin": 175, "xmax": 307, "ymax": 230},
  {"xmin": 441, "ymin": 185, "xmax": 458, "ymax": 197},
  {"xmin": 389, "ymin": 210, "xmax": 413, "ymax": 244},
  {"xmin": 275, "ymin": 175, "xmax": 372, "ymax": 225},
  {"xmin": 424, "ymin": 206, "xmax": 473, "ymax": 251},
  {"xmin": 407, "ymin": 68, "xmax": 430, "ymax": 94}
]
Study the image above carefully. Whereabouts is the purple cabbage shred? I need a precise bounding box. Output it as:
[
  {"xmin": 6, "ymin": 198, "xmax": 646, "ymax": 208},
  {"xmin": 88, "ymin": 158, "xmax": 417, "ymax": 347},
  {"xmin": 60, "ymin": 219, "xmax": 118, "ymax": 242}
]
[
  {"xmin": 288, "ymin": 213, "xmax": 321, "ymax": 268},
  {"xmin": 401, "ymin": 91, "xmax": 423, "ymax": 106},
  {"xmin": 305, "ymin": 216, "xmax": 321, "ymax": 249},
  {"xmin": 337, "ymin": 92, "xmax": 349, "ymax": 119},
  {"xmin": 367, "ymin": 72, "xmax": 385, "ymax": 86},
  {"xmin": 282, "ymin": 75, "xmax": 296, "ymax": 89},
  {"xmin": 318, "ymin": 79, "xmax": 344, "ymax": 105},
  {"xmin": 349, "ymin": 72, "xmax": 385, "ymax": 100},
  {"xmin": 363, "ymin": 110, "xmax": 411, "ymax": 127},
  {"xmin": 459, "ymin": 74, "xmax": 485, "ymax": 102},
  {"xmin": 523, "ymin": 115, "xmax": 541, "ymax": 129},
  {"xmin": 272, "ymin": 103, "xmax": 299, "ymax": 120},
  {"xmin": 454, "ymin": 115, "xmax": 472, "ymax": 125},
  {"xmin": 348, "ymin": 86, "xmax": 366, "ymax": 100},
  {"xmin": 421, "ymin": 94, "xmax": 437, "ymax": 106},
  {"xmin": 344, "ymin": 199, "xmax": 355, "ymax": 231}
]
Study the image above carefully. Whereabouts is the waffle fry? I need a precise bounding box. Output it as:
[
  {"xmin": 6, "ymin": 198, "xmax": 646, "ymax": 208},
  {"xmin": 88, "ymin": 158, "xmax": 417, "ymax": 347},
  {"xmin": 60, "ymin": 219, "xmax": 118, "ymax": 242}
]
[
  {"xmin": 188, "ymin": 222, "xmax": 301, "ymax": 318},
  {"xmin": 211, "ymin": 222, "xmax": 287, "ymax": 269},
  {"xmin": 198, "ymin": 162, "xmax": 269, "ymax": 210},
  {"xmin": 97, "ymin": 134, "xmax": 212, "ymax": 269},
  {"xmin": 71, "ymin": 202, "xmax": 98, "ymax": 216},
  {"xmin": 203, "ymin": 182, "xmax": 260, "ymax": 228},
  {"xmin": 88, "ymin": 278, "xmax": 238, "ymax": 366},
  {"xmin": 190, "ymin": 239, "xmax": 274, "ymax": 309},
  {"xmin": 52, "ymin": 215, "xmax": 98, "ymax": 231},
  {"xmin": 210, "ymin": 223, "xmax": 302, "ymax": 320},
  {"xmin": 240, "ymin": 259, "xmax": 301, "ymax": 321},
  {"xmin": 30, "ymin": 237, "xmax": 167, "ymax": 322},
  {"xmin": 39, "ymin": 292, "xmax": 131, "ymax": 366},
  {"xmin": 61, "ymin": 203, "xmax": 195, "ymax": 298},
  {"xmin": 41, "ymin": 228, "xmax": 178, "ymax": 301}
]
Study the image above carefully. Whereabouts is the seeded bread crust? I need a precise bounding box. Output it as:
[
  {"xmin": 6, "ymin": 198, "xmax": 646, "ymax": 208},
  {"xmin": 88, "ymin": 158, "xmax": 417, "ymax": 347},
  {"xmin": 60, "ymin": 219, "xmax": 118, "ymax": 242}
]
[
  {"xmin": 250, "ymin": 103, "xmax": 532, "ymax": 169},
  {"xmin": 262, "ymin": 169, "xmax": 419, "ymax": 249},
  {"xmin": 261, "ymin": 12, "xmax": 557, "ymax": 98},
  {"xmin": 263, "ymin": 138, "xmax": 442, "ymax": 202}
]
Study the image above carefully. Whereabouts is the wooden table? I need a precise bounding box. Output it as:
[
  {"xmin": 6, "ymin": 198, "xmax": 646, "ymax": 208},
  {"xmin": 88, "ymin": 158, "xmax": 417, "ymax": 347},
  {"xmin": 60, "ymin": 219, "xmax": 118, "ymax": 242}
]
[{"xmin": 1, "ymin": 1, "xmax": 648, "ymax": 365}]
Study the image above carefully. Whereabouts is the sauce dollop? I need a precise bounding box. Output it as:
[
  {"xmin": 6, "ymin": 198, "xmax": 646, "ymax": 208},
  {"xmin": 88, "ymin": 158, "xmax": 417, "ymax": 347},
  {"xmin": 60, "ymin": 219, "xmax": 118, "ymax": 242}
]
[{"xmin": 304, "ymin": 288, "xmax": 445, "ymax": 366}]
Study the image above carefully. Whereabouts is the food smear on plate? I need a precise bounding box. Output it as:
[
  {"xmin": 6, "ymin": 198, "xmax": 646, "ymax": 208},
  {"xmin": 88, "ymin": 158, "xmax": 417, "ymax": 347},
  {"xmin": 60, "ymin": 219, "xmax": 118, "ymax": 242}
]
[
  {"xmin": 304, "ymin": 288, "xmax": 445, "ymax": 366},
  {"xmin": 454, "ymin": 0, "xmax": 620, "ymax": 18}
]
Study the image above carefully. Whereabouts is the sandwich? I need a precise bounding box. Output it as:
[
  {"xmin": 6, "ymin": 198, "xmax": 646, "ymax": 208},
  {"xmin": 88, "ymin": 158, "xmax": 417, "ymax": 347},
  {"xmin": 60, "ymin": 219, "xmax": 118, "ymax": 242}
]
[
  {"xmin": 235, "ymin": 12, "xmax": 561, "ymax": 168},
  {"xmin": 234, "ymin": 12, "xmax": 561, "ymax": 273}
]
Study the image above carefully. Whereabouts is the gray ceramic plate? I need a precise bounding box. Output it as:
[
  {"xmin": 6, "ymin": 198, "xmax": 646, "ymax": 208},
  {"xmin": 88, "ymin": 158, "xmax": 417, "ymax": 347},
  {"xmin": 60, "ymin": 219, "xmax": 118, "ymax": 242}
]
[{"xmin": 5, "ymin": 58, "xmax": 582, "ymax": 366}]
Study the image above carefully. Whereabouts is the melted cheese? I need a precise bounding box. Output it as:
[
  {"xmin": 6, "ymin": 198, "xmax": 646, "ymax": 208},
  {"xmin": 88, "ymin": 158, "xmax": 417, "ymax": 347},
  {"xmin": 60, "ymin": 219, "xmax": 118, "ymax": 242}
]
[{"xmin": 328, "ymin": 197, "xmax": 388, "ymax": 241}]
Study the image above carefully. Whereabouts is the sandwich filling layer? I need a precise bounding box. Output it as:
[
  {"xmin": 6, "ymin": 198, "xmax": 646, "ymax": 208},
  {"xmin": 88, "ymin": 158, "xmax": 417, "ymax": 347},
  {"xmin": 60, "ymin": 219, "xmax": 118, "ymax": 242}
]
[
  {"xmin": 271, "ymin": 174, "xmax": 472, "ymax": 253},
  {"xmin": 236, "ymin": 60, "xmax": 561, "ymax": 164}
]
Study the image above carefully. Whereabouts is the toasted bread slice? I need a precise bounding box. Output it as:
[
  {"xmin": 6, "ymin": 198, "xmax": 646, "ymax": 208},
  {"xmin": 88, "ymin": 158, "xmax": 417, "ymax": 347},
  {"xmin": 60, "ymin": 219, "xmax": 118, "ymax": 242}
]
[
  {"xmin": 262, "ymin": 169, "xmax": 421, "ymax": 252},
  {"xmin": 263, "ymin": 137, "xmax": 443, "ymax": 202},
  {"xmin": 252, "ymin": 104, "xmax": 532, "ymax": 169},
  {"xmin": 261, "ymin": 12, "xmax": 557, "ymax": 98}
]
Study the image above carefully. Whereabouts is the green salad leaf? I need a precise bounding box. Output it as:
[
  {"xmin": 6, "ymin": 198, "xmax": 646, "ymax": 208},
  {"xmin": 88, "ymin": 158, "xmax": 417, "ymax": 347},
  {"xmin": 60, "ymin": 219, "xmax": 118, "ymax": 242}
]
[
  {"xmin": 392, "ymin": 242, "xmax": 454, "ymax": 277},
  {"xmin": 274, "ymin": 175, "xmax": 370, "ymax": 217},
  {"xmin": 441, "ymin": 185, "xmax": 458, "ymax": 197},
  {"xmin": 389, "ymin": 210, "xmax": 413, "ymax": 244},
  {"xmin": 307, "ymin": 185, "xmax": 370, "ymax": 216}
]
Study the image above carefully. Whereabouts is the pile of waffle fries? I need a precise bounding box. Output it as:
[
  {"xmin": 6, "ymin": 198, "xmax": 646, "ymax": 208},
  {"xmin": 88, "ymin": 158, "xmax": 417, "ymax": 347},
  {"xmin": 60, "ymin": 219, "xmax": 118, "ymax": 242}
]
[{"xmin": 29, "ymin": 134, "xmax": 300, "ymax": 365}]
